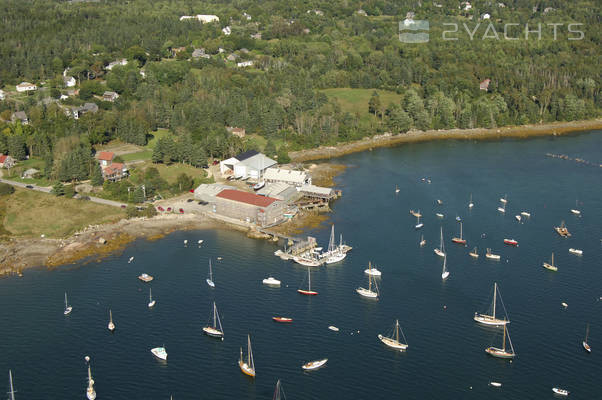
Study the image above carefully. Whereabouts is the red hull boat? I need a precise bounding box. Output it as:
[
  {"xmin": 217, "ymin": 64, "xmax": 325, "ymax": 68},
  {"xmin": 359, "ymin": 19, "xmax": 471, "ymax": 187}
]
[
  {"xmin": 503, "ymin": 239, "xmax": 518, "ymax": 246},
  {"xmin": 272, "ymin": 317, "xmax": 293, "ymax": 323}
]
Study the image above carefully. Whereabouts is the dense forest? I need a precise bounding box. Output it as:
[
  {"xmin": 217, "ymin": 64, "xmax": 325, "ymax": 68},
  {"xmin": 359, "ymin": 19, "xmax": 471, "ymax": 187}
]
[{"xmin": 0, "ymin": 0, "xmax": 599, "ymax": 185}]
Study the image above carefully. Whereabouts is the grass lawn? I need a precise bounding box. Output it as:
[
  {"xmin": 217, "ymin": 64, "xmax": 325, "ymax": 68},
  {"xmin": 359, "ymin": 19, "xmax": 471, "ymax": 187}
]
[
  {"xmin": 321, "ymin": 88, "xmax": 402, "ymax": 120},
  {"xmin": 0, "ymin": 188, "xmax": 124, "ymax": 238},
  {"xmin": 120, "ymin": 150, "xmax": 152, "ymax": 162},
  {"xmin": 145, "ymin": 128, "xmax": 169, "ymax": 149},
  {"xmin": 133, "ymin": 162, "xmax": 209, "ymax": 185}
]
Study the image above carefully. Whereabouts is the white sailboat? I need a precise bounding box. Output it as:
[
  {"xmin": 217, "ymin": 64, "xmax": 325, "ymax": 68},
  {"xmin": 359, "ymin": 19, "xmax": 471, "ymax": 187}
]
[
  {"xmin": 378, "ymin": 319, "xmax": 408, "ymax": 351},
  {"xmin": 469, "ymin": 247, "xmax": 479, "ymax": 258},
  {"xmin": 206, "ymin": 259, "xmax": 215, "ymax": 287},
  {"xmin": 239, "ymin": 334, "xmax": 255, "ymax": 377},
  {"xmin": 8, "ymin": 370, "xmax": 16, "ymax": 400},
  {"xmin": 497, "ymin": 202, "xmax": 506, "ymax": 213},
  {"xmin": 500, "ymin": 194, "xmax": 507, "ymax": 203},
  {"xmin": 273, "ymin": 379, "xmax": 286, "ymax": 400},
  {"xmin": 395, "ymin": 185, "xmax": 400, "ymax": 194},
  {"xmin": 583, "ymin": 323, "xmax": 591, "ymax": 353},
  {"xmin": 474, "ymin": 282, "xmax": 510, "ymax": 326},
  {"xmin": 485, "ymin": 248, "xmax": 501, "ymax": 260},
  {"xmin": 86, "ymin": 363, "xmax": 96, "ymax": 400},
  {"xmin": 434, "ymin": 227, "xmax": 446, "ymax": 257},
  {"xmin": 570, "ymin": 200, "xmax": 581, "ymax": 215},
  {"xmin": 468, "ymin": 193, "xmax": 474, "ymax": 208},
  {"xmin": 364, "ymin": 261, "xmax": 382, "ymax": 276},
  {"xmin": 64, "ymin": 292, "xmax": 73, "ymax": 315},
  {"xmin": 419, "ymin": 235, "xmax": 426, "ymax": 247},
  {"xmin": 302, "ymin": 359, "xmax": 328, "ymax": 371},
  {"xmin": 356, "ymin": 273, "xmax": 379, "ymax": 298},
  {"xmin": 485, "ymin": 324, "xmax": 516, "ymax": 359},
  {"xmin": 415, "ymin": 215, "xmax": 423, "ymax": 229},
  {"xmin": 108, "ymin": 309, "xmax": 115, "ymax": 332},
  {"xmin": 203, "ymin": 302, "xmax": 224, "ymax": 339},
  {"xmin": 441, "ymin": 254, "xmax": 450, "ymax": 280},
  {"xmin": 323, "ymin": 225, "xmax": 346, "ymax": 264},
  {"xmin": 148, "ymin": 288, "xmax": 156, "ymax": 308}
]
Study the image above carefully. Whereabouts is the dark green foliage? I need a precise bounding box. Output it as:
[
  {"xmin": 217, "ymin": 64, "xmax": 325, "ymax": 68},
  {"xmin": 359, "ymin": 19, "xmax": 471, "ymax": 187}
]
[
  {"xmin": 7, "ymin": 135, "xmax": 26, "ymax": 160},
  {"xmin": 276, "ymin": 146, "xmax": 291, "ymax": 164},
  {"xmin": 0, "ymin": 183, "xmax": 15, "ymax": 196},
  {"xmin": 132, "ymin": 187, "xmax": 145, "ymax": 203},
  {"xmin": 63, "ymin": 184, "xmax": 75, "ymax": 198},
  {"xmin": 58, "ymin": 147, "xmax": 92, "ymax": 182},
  {"xmin": 173, "ymin": 173, "xmax": 194, "ymax": 193},
  {"xmin": 90, "ymin": 162, "xmax": 104, "ymax": 186},
  {"xmin": 51, "ymin": 182, "xmax": 65, "ymax": 196},
  {"xmin": 125, "ymin": 205, "xmax": 138, "ymax": 219}
]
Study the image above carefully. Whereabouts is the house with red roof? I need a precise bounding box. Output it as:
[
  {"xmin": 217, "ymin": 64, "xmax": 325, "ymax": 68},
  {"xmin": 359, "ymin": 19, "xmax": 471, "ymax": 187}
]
[
  {"xmin": 96, "ymin": 151, "xmax": 127, "ymax": 181},
  {"xmin": 0, "ymin": 154, "xmax": 15, "ymax": 169}
]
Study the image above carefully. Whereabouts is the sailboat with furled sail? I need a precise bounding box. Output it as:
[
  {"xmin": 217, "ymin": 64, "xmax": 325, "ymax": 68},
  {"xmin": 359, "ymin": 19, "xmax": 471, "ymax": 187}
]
[
  {"xmin": 273, "ymin": 379, "xmax": 286, "ymax": 400},
  {"xmin": 451, "ymin": 222, "xmax": 466, "ymax": 245},
  {"xmin": 474, "ymin": 282, "xmax": 510, "ymax": 326},
  {"xmin": 64, "ymin": 292, "xmax": 72, "ymax": 315},
  {"xmin": 239, "ymin": 334, "xmax": 255, "ymax": 377},
  {"xmin": 323, "ymin": 224, "xmax": 346, "ymax": 264},
  {"xmin": 203, "ymin": 301, "xmax": 224, "ymax": 339},
  {"xmin": 86, "ymin": 362, "xmax": 96, "ymax": 400},
  {"xmin": 8, "ymin": 370, "xmax": 16, "ymax": 400},
  {"xmin": 297, "ymin": 268, "xmax": 318, "ymax": 295},
  {"xmin": 485, "ymin": 324, "xmax": 516, "ymax": 359},
  {"xmin": 441, "ymin": 254, "xmax": 450, "ymax": 280},
  {"xmin": 378, "ymin": 319, "xmax": 408, "ymax": 351},
  {"xmin": 434, "ymin": 227, "xmax": 446, "ymax": 257},
  {"xmin": 356, "ymin": 273, "xmax": 379, "ymax": 298},
  {"xmin": 543, "ymin": 252, "xmax": 558, "ymax": 271},
  {"xmin": 583, "ymin": 323, "xmax": 592, "ymax": 353},
  {"xmin": 206, "ymin": 259, "xmax": 215, "ymax": 287}
]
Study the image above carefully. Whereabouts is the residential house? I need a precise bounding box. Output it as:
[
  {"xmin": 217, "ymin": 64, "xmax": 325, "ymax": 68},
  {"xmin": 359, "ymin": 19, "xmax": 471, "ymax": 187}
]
[
  {"xmin": 171, "ymin": 46, "xmax": 187, "ymax": 57},
  {"xmin": 0, "ymin": 154, "xmax": 15, "ymax": 169},
  {"xmin": 192, "ymin": 48, "xmax": 206, "ymax": 58},
  {"xmin": 480, "ymin": 79, "xmax": 491, "ymax": 91},
  {"xmin": 11, "ymin": 111, "xmax": 28, "ymax": 125},
  {"xmin": 237, "ymin": 60, "xmax": 254, "ymax": 68},
  {"xmin": 250, "ymin": 33, "xmax": 262, "ymax": 40},
  {"xmin": 0, "ymin": 89, "xmax": 5, "ymax": 100},
  {"xmin": 222, "ymin": 26, "xmax": 231, "ymax": 35},
  {"xmin": 96, "ymin": 151, "xmax": 127, "ymax": 181},
  {"xmin": 226, "ymin": 54, "xmax": 238, "ymax": 62},
  {"xmin": 263, "ymin": 168, "xmax": 311, "ymax": 187},
  {"xmin": 15, "ymin": 82, "xmax": 37, "ymax": 92},
  {"xmin": 103, "ymin": 91, "xmax": 119, "ymax": 102},
  {"xmin": 97, "ymin": 151, "xmax": 115, "ymax": 167},
  {"xmin": 106, "ymin": 59, "xmax": 128, "ymax": 71},
  {"xmin": 227, "ymin": 127, "xmax": 246, "ymax": 138},
  {"xmin": 64, "ymin": 76, "xmax": 76, "ymax": 87},
  {"xmin": 73, "ymin": 103, "xmax": 99, "ymax": 119}
]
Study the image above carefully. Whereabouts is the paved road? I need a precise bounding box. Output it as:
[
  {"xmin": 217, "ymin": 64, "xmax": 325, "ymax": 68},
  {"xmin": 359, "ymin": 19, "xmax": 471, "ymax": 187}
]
[{"xmin": 0, "ymin": 178, "xmax": 125, "ymax": 208}]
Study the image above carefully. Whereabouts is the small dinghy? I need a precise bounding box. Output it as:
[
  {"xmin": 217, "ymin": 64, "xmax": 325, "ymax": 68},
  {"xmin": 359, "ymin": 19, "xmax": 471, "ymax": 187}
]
[{"xmin": 302, "ymin": 359, "xmax": 328, "ymax": 371}]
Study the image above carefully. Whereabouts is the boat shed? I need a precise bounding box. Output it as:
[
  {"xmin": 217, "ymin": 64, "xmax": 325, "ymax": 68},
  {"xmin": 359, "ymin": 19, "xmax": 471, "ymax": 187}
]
[
  {"xmin": 233, "ymin": 153, "xmax": 277, "ymax": 180},
  {"xmin": 263, "ymin": 167, "xmax": 311, "ymax": 187},
  {"xmin": 193, "ymin": 183, "xmax": 233, "ymax": 202},
  {"xmin": 214, "ymin": 189, "xmax": 285, "ymax": 227},
  {"xmin": 256, "ymin": 182, "xmax": 300, "ymax": 202},
  {"xmin": 219, "ymin": 150, "xmax": 258, "ymax": 176},
  {"xmin": 300, "ymin": 184, "xmax": 336, "ymax": 200}
]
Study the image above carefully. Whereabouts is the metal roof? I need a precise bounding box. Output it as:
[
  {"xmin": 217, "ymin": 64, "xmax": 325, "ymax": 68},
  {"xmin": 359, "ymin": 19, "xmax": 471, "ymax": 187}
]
[{"xmin": 216, "ymin": 189, "xmax": 278, "ymax": 207}]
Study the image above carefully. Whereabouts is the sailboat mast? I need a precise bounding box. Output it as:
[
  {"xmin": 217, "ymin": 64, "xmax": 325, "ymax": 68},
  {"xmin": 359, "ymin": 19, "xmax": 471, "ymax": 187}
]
[
  {"xmin": 149, "ymin": 288, "xmax": 152, "ymax": 302},
  {"xmin": 585, "ymin": 324, "xmax": 589, "ymax": 342},
  {"xmin": 209, "ymin": 259, "xmax": 212, "ymax": 279},
  {"xmin": 213, "ymin": 302, "xmax": 217, "ymax": 328},
  {"xmin": 9, "ymin": 370, "xmax": 15, "ymax": 400},
  {"xmin": 307, "ymin": 268, "xmax": 311, "ymax": 291},
  {"xmin": 65, "ymin": 292, "xmax": 68, "ymax": 308},
  {"xmin": 551, "ymin": 253, "xmax": 554, "ymax": 267},
  {"xmin": 109, "ymin": 309, "xmax": 113, "ymax": 323},
  {"xmin": 492, "ymin": 283, "xmax": 497, "ymax": 318},
  {"xmin": 368, "ymin": 274, "xmax": 372, "ymax": 291},
  {"xmin": 396, "ymin": 320, "xmax": 400, "ymax": 343},
  {"xmin": 460, "ymin": 222, "xmax": 463, "ymax": 239},
  {"xmin": 502, "ymin": 325, "xmax": 507, "ymax": 351}
]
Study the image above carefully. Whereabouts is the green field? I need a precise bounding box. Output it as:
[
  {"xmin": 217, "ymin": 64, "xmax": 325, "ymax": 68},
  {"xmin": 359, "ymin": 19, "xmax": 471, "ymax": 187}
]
[
  {"xmin": 321, "ymin": 88, "xmax": 403, "ymax": 119},
  {"xmin": 120, "ymin": 150, "xmax": 152, "ymax": 162}
]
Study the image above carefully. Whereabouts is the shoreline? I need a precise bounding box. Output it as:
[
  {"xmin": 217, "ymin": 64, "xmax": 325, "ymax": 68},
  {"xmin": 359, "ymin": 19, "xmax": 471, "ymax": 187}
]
[{"xmin": 289, "ymin": 119, "xmax": 602, "ymax": 162}]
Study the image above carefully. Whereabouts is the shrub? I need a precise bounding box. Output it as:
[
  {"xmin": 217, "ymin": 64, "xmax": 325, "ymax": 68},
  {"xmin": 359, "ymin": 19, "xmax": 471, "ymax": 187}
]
[{"xmin": 0, "ymin": 183, "xmax": 15, "ymax": 195}]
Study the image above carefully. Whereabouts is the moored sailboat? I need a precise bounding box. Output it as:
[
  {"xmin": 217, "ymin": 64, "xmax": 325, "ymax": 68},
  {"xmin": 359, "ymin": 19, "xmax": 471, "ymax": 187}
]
[
  {"xmin": 297, "ymin": 268, "xmax": 318, "ymax": 295},
  {"xmin": 322, "ymin": 225, "xmax": 346, "ymax": 264},
  {"xmin": 8, "ymin": 370, "xmax": 16, "ymax": 400},
  {"xmin": 148, "ymin": 288, "xmax": 156, "ymax": 308},
  {"xmin": 302, "ymin": 358, "xmax": 328, "ymax": 371},
  {"xmin": 378, "ymin": 319, "xmax": 408, "ymax": 351},
  {"xmin": 451, "ymin": 222, "xmax": 466, "ymax": 245},
  {"xmin": 468, "ymin": 193, "xmax": 474, "ymax": 208},
  {"xmin": 64, "ymin": 292, "xmax": 73, "ymax": 315},
  {"xmin": 570, "ymin": 200, "xmax": 581, "ymax": 215},
  {"xmin": 503, "ymin": 238, "xmax": 518, "ymax": 246},
  {"xmin": 434, "ymin": 227, "xmax": 446, "ymax": 257},
  {"xmin": 485, "ymin": 248, "xmax": 500, "ymax": 260},
  {"xmin": 239, "ymin": 335, "xmax": 255, "ymax": 377},
  {"xmin": 469, "ymin": 247, "xmax": 479, "ymax": 258},
  {"xmin": 582, "ymin": 323, "xmax": 591, "ymax": 353},
  {"xmin": 543, "ymin": 252, "xmax": 558, "ymax": 271},
  {"xmin": 86, "ymin": 362, "xmax": 96, "ymax": 400},
  {"xmin": 356, "ymin": 273, "xmax": 379, "ymax": 298},
  {"xmin": 441, "ymin": 254, "xmax": 450, "ymax": 280},
  {"xmin": 206, "ymin": 259, "xmax": 215, "ymax": 287},
  {"xmin": 474, "ymin": 282, "xmax": 510, "ymax": 326},
  {"xmin": 108, "ymin": 309, "xmax": 115, "ymax": 332},
  {"xmin": 419, "ymin": 235, "xmax": 426, "ymax": 247},
  {"xmin": 203, "ymin": 302, "xmax": 224, "ymax": 339},
  {"xmin": 555, "ymin": 220, "xmax": 571, "ymax": 237},
  {"xmin": 485, "ymin": 324, "xmax": 516, "ymax": 359}
]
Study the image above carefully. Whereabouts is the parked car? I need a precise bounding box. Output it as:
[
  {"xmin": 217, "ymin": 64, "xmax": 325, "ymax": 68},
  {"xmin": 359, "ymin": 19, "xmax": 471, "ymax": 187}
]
[
  {"xmin": 167, "ymin": 207, "xmax": 172, "ymax": 212},
  {"xmin": 157, "ymin": 206, "xmax": 164, "ymax": 211},
  {"xmin": 189, "ymin": 189, "xmax": 194, "ymax": 193},
  {"xmin": 212, "ymin": 160, "xmax": 219, "ymax": 165},
  {"xmin": 25, "ymin": 185, "xmax": 34, "ymax": 189},
  {"xmin": 187, "ymin": 198, "xmax": 194, "ymax": 203},
  {"xmin": 179, "ymin": 208, "xmax": 184, "ymax": 214},
  {"xmin": 198, "ymin": 200, "xmax": 208, "ymax": 205},
  {"xmin": 120, "ymin": 204, "xmax": 127, "ymax": 209}
]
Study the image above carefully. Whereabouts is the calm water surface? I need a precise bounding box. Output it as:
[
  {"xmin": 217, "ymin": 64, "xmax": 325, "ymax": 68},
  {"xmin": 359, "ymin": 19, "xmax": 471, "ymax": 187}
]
[{"xmin": 1, "ymin": 131, "xmax": 601, "ymax": 399}]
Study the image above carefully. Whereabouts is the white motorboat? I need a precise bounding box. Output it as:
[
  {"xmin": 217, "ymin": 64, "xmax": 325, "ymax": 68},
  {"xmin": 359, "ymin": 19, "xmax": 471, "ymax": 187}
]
[
  {"xmin": 108, "ymin": 309, "xmax": 115, "ymax": 332},
  {"xmin": 500, "ymin": 195, "xmax": 507, "ymax": 203},
  {"xmin": 436, "ymin": 213, "xmax": 444, "ymax": 218},
  {"xmin": 570, "ymin": 209, "xmax": 580, "ymax": 215},
  {"xmin": 151, "ymin": 347, "xmax": 168, "ymax": 361},
  {"xmin": 474, "ymin": 282, "xmax": 510, "ymax": 326},
  {"xmin": 561, "ymin": 302, "xmax": 568, "ymax": 308},
  {"xmin": 206, "ymin": 259, "xmax": 215, "ymax": 287},
  {"xmin": 302, "ymin": 358, "xmax": 328, "ymax": 371},
  {"xmin": 489, "ymin": 382, "xmax": 502, "ymax": 388},
  {"xmin": 203, "ymin": 302, "xmax": 224, "ymax": 339},
  {"xmin": 364, "ymin": 261, "xmax": 382, "ymax": 276},
  {"xmin": 64, "ymin": 292, "xmax": 73, "ymax": 316},
  {"xmin": 552, "ymin": 387, "xmax": 569, "ymax": 396},
  {"xmin": 262, "ymin": 276, "xmax": 281, "ymax": 286},
  {"xmin": 378, "ymin": 319, "xmax": 408, "ymax": 351},
  {"xmin": 328, "ymin": 326, "xmax": 339, "ymax": 332},
  {"xmin": 520, "ymin": 211, "xmax": 531, "ymax": 217},
  {"xmin": 569, "ymin": 248, "xmax": 583, "ymax": 256},
  {"xmin": 148, "ymin": 288, "xmax": 156, "ymax": 308},
  {"xmin": 253, "ymin": 181, "xmax": 265, "ymax": 191}
]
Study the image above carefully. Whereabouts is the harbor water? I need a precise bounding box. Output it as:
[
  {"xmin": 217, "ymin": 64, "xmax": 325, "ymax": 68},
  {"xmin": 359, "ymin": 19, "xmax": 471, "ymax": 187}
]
[{"xmin": 1, "ymin": 130, "xmax": 601, "ymax": 399}]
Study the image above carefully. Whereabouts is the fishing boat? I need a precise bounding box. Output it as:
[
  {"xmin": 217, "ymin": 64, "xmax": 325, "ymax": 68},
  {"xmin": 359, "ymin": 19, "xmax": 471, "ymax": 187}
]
[
  {"xmin": 8, "ymin": 370, "xmax": 16, "ymax": 400},
  {"xmin": 272, "ymin": 317, "xmax": 293, "ymax": 323},
  {"xmin": 485, "ymin": 324, "xmax": 516, "ymax": 359},
  {"xmin": 419, "ymin": 235, "xmax": 426, "ymax": 247},
  {"xmin": 151, "ymin": 347, "xmax": 168, "ymax": 361},
  {"xmin": 569, "ymin": 248, "xmax": 583, "ymax": 256},
  {"xmin": 148, "ymin": 288, "xmax": 156, "ymax": 308},
  {"xmin": 451, "ymin": 222, "xmax": 467, "ymax": 245},
  {"xmin": 328, "ymin": 326, "xmax": 339, "ymax": 332},
  {"xmin": 378, "ymin": 319, "xmax": 408, "ymax": 351},
  {"xmin": 238, "ymin": 335, "xmax": 255, "ymax": 377},
  {"xmin": 356, "ymin": 273, "xmax": 379, "ymax": 298},
  {"xmin": 108, "ymin": 309, "xmax": 115, "ymax": 332},
  {"xmin": 364, "ymin": 261, "xmax": 382, "ymax": 276},
  {"xmin": 555, "ymin": 221, "xmax": 571, "ymax": 237},
  {"xmin": 415, "ymin": 215, "xmax": 424, "ymax": 229},
  {"xmin": 273, "ymin": 379, "xmax": 286, "ymax": 400},
  {"xmin": 297, "ymin": 268, "xmax": 318, "ymax": 295},
  {"xmin": 263, "ymin": 276, "xmax": 281, "ymax": 286},
  {"xmin": 203, "ymin": 302, "xmax": 224, "ymax": 339},
  {"xmin": 468, "ymin": 194, "xmax": 474, "ymax": 208},
  {"xmin": 570, "ymin": 200, "xmax": 581, "ymax": 215},
  {"xmin": 206, "ymin": 259, "xmax": 215, "ymax": 287},
  {"xmin": 322, "ymin": 225, "xmax": 346, "ymax": 264},
  {"xmin": 441, "ymin": 254, "xmax": 450, "ymax": 280},
  {"xmin": 409, "ymin": 209, "xmax": 422, "ymax": 218},
  {"xmin": 302, "ymin": 359, "xmax": 328, "ymax": 371},
  {"xmin": 474, "ymin": 282, "xmax": 510, "ymax": 326},
  {"xmin": 515, "ymin": 215, "xmax": 521, "ymax": 222},
  {"xmin": 64, "ymin": 292, "xmax": 73, "ymax": 315},
  {"xmin": 436, "ymin": 213, "xmax": 444, "ymax": 218},
  {"xmin": 583, "ymin": 323, "xmax": 591, "ymax": 353},
  {"xmin": 485, "ymin": 248, "xmax": 501, "ymax": 260},
  {"xmin": 469, "ymin": 247, "xmax": 479, "ymax": 258},
  {"xmin": 520, "ymin": 211, "xmax": 531, "ymax": 217},
  {"xmin": 503, "ymin": 238, "xmax": 518, "ymax": 246},
  {"xmin": 434, "ymin": 227, "xmax": 446, "ymax": 257},
  {"xmin": 395, "ymin": 185, "xmax": 400, "ymax": 193},
  {"xmin": 138, "ymin": 273, "xmax": 154, "ymax": 282},
  {"xmin": 552, "ymin": 387, "xmax": 569, "ymax": 396},
  {"xmin": 86, "ymin": 363, "xmax": 96, "ymax": 400},
  {"xmin": 543, "ymin": 253, "xmax": 558, "ymax": 271}
]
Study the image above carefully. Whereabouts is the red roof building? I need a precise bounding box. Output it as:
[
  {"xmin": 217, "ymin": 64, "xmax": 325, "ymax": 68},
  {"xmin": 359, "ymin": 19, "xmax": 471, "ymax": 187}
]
[
  {"xmin": 97, "ymin": 151, "xmax": 115, "ymax": 161},
  {"xmin": 216, "ymin": 189, "xmax": 278, "ymax": 207}
]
